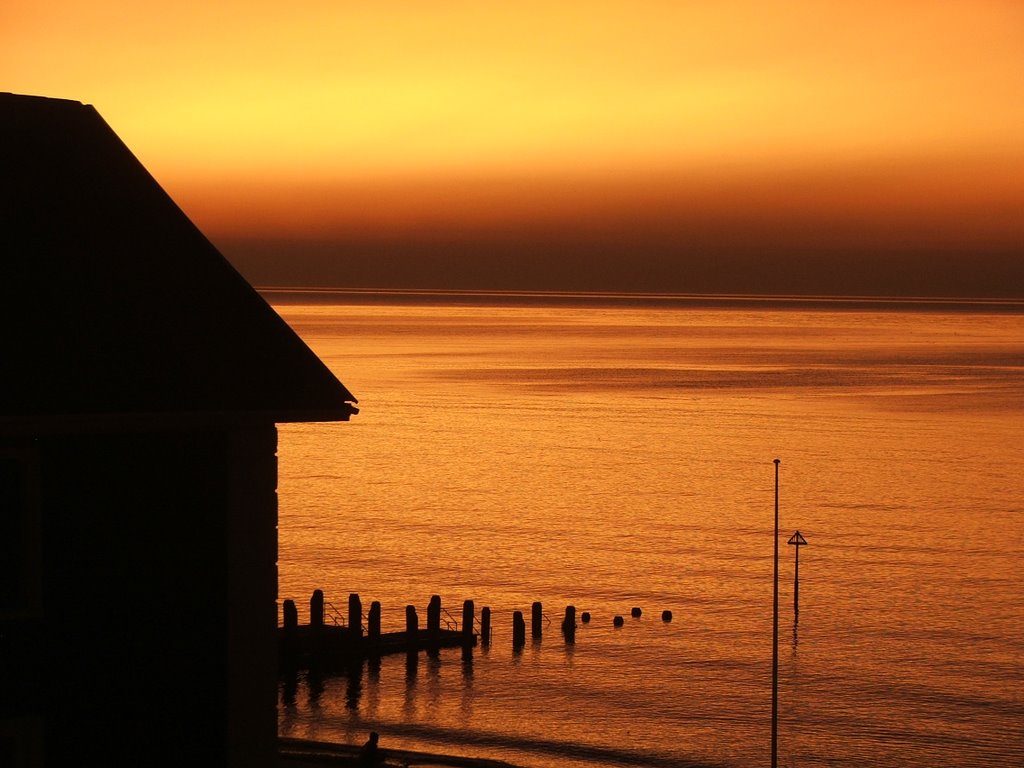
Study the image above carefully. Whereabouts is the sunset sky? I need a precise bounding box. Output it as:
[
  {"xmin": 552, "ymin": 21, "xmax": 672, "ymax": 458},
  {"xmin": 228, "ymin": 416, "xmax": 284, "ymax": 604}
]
[{"xmin": 5, "ymin": 1, "xmax": 1023, "ymax": 296}]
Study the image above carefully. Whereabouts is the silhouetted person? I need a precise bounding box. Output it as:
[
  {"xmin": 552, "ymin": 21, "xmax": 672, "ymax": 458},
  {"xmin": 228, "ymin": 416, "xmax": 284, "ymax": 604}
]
[{"xmin": 358, "ymin": 731, "xmax": 385, "ymax": 767}]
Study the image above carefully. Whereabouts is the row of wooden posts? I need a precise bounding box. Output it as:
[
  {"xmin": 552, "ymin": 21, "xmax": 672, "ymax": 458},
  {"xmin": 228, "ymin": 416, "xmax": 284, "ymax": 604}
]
[{"xmin": 283, "ymin": 591, "xmax": 673, "ymax": 650}]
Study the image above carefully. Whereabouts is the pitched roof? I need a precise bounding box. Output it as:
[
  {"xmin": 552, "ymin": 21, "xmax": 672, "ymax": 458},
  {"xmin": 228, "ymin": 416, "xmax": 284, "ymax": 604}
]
[{"xmin": 0, "ymin": 93, "xmax": 357, "ymax": 429}]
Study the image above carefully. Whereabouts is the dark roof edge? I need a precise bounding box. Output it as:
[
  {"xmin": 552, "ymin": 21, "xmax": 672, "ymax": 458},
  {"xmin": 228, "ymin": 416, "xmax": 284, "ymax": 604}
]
[
  {"xmin": 76, "ymin": 102, "xmax": 358, "ymax": 406},
  {"xmin": 0, "ymin": 92, "xmax": 86, "ymax": 107}
]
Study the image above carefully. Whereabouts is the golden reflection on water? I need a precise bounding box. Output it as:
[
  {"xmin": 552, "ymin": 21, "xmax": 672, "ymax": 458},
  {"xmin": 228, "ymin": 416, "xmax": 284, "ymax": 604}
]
[{"xmin": 274, "ymin": 302, "xmax": 1024, "ymax": 768}]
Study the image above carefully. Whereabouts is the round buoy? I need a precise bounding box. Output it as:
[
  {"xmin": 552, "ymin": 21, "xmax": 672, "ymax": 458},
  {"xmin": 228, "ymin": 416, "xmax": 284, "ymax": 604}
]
[
  {"xmin": 662, "ymin": 610, "xmax": 673, "ymax": 622},
  {"xmin": 631, "ymin": 607, "xmax": 642, "ymax": 618},
  {"xmin": 581, "ymin": 611, "xmax": 591, "ymax": 623},
  {"xmin": 613, "ymin": 615, "xmax": 624, "ymax": 627}
]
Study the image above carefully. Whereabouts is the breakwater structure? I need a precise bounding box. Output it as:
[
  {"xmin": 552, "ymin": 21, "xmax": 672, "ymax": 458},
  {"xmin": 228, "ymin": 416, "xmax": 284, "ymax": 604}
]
[
  {"xmin": 279, "ymin": 591, "xmax": 478, "ymax": 671},
  {"xmin": 279, "ymin": 591, "xmax": 676, "ymax": 672}
]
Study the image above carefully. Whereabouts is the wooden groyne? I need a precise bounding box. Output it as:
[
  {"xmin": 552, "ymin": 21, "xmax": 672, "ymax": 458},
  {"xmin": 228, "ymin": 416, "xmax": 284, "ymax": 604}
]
[
  {"xmin": 279, "ymin": 591, "xmax": 477, "ymax": 670},
  {"xmin": 279, "ymin": 591, "xmax": 680, "ymax": 671}
]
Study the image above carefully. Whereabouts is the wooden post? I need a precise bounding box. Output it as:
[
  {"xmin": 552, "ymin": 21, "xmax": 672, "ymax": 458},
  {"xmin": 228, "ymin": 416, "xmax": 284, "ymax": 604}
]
[
  {"xmin": 281, "ymin": 599, "xmax": 298, "ymax": 667},
  {"xmin": 282, "ymin": 599, "xmax": 298, "ymax": 630},
  {"xmin": 427, "ymin": 595, "xmax": 442, "ymax": 635},
  {"xmin": 406, "ymin": 605, "xmax": 418, "ymax": 637},
  {"xmin": 562, "ymin": 605, "xmax": 576, "ymax": 641},
  {"xmin": 348, "ymin": 593, "xmax": 363, "ymax": 637},
  {"xmin": 512, "ymin": 611, "xmax": 526, "ymax": 649},
  {"xmin": 310, "ymin": 589, "xmax": 324, "ymax": 628},
  {"xmin": 368, "ymin": 601, "xmax": 381, "ymax": 640},
  {"xmin": 480, "ymin": 607, "xmax": 492, "ymax": 646},
  {"xmin": 462, "ymin": 600, "xmax": 475, "ymax": 638},
  {"xmin": 531, "ymin": 601, "xmax": 543, "ymax": 639}
]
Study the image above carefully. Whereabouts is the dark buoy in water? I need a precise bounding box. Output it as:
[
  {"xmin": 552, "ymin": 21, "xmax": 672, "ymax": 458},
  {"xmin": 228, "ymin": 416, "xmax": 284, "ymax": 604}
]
[
  {"xmin": 631, "ymin": 607, "xmax": 642, "ymax": 618},
  {"xmin": 581, "ymin": 611, "xmax": 591, "ymax": 623},
  {"xmin": 613, "ymin": 615, "xmax": 624, "ymax": 627},
  {"xmin": 662, "ymin": 610, "xmax": 673, "ymax": 622}
]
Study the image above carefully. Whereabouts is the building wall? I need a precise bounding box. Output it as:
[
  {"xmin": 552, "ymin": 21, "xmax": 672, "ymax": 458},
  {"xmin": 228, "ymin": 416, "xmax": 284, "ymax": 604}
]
[
  {"xmin": 0, "ymin": 425, "xmax": 279, "ymax": 767},
  {"xmin": 225, "ymin": 425, "xmax": 279, "ymax": 768},
  {"xmin": 1, "ymin": 440, "xmax": 44, "ymax": 767}
]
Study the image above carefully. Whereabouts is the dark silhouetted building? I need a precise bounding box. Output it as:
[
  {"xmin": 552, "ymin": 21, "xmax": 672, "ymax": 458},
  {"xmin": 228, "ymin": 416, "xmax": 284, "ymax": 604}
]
[{"xmin": 0, "ymin": 93, "xmax": 358, "ymax": 767}]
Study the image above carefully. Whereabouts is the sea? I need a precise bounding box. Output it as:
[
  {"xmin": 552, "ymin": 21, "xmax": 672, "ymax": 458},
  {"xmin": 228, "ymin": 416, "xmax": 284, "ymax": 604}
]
[{"xmin": 269, "ymin": 292, "xmax": 1023, "ymax": 768}]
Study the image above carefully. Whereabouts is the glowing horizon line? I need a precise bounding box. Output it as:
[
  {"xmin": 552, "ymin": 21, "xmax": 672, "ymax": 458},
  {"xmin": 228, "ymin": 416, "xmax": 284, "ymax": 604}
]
[{"xmin": 257, "ymin": 286, "xmax": 1024, "ymax": 307}]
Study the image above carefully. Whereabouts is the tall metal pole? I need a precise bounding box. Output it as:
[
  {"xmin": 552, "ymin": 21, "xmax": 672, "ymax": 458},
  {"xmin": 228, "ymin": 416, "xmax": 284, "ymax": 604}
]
[{"xmin": 772, "ymin": 458, "xmax": 780, "ymax": 768}]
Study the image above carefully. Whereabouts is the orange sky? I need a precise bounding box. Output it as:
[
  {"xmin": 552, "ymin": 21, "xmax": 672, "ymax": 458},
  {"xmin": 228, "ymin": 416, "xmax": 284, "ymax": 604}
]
[{"xmin": 5, "ymin": 1, "xmax": 1023, "ymax": 296}]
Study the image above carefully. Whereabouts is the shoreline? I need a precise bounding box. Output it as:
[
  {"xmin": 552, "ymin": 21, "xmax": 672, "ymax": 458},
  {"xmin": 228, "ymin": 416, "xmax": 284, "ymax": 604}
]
[{"xmin": 280, "ymin": 737, "xmax": 524, "ymax": 768}]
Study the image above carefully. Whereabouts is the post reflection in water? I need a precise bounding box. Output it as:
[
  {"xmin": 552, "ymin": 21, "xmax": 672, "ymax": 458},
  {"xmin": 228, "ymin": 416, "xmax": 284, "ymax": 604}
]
[
  {"xmin": 306, "ymin": 670, "xmax": 324, "ymax": 710},
  {"xmin": 403, "ymin": 650, "xmax": 418, "ymax": 722},
  {"xmin": 425, "ymin": 650, "xmax": 442, "ymax": 717},
  {"xmin": 345, "ymin": 660, "xmax": 363, "ymax": 711},
  {"xmin": 288, "ymin": 646, "xmax": 486, "ymax": 728},
  {"xmin": 281, "ymin": 672, "xmax": 298, "ymax": 708},
  {"xmin": 460, "ymin": 649, "xmax": 474, "ymax": 727},
  {"xmin": 365, "ymin": 657, "xmax": 381, "ymax": 722}
]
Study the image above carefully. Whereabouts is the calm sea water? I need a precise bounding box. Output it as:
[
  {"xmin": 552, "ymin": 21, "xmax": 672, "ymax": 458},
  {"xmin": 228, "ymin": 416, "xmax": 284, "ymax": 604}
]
[{"xmin": 272, "ymin": 298, "xmax": 1023, "ymax": 768}]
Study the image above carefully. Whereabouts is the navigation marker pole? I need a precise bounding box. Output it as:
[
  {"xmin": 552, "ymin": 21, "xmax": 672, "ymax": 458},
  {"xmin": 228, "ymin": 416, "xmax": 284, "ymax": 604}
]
[
  {"xmin": 772, "ymin": 458, "xmax": 780, "ymax": 768},
  {"xmin": 788, "ymin": 530, "xmax": 808, "ymax": 615}
]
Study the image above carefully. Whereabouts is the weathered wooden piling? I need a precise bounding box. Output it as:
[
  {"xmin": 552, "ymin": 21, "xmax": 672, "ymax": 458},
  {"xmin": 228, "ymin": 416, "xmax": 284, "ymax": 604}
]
[
  {"xmin": 631, "ymin": 607, "xmax": 642, "ymax": 618},
  {"xmin": 427, "ymin": 595, "xmax": 442, "ymax": 634},
  {"xmin": 311, "ymin": 589, "xmax": 325, "ymax": 628},
  {"xmin": 613, "ymin": 615, "xmax": 624, "ymax": 627},
  {"xmin": 368, "ymin": 601, "xmax": 382, "ymax": 640},
  {"xmin": 581, "ymin": 611, "xmax": 591, "ymax": 623},
  {"xmin": 406, "ymin": 605, "xmax": 419, "ymax": 637},
  {"xmin": 662, "ymin": 610, "xmax": 673, "ymax": 622},
  {"xmin": 531, "ymin": 601, "xmax": 543, "ymax": 639},
  {"xmin": 280, "ymin": 591, "xmax": 478, "ymax": 671},
  {"xmin": 512, "ymin": 611, "xmax": 526, "ymax": 649},
  {"xmin": 562, "ymin": 605, "xmax": 576, "ymax": 641},
  {"xmin": 281, "ymin": 599, "xmax": 299, "ymax": 665},
  {"xmin": 480, "ymin": 607, "xmax": 492, "ymax": 646},
  {"xmin": 283, "ymin": 599, "xmax": 298, "ymax": 630},
  {"xmin": 349, "ymin": 593, "xmax": 363, "ymax": 637}
]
